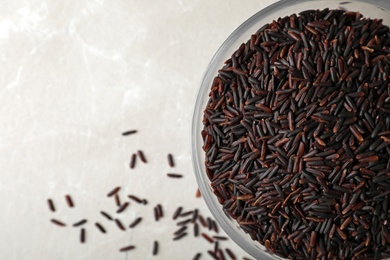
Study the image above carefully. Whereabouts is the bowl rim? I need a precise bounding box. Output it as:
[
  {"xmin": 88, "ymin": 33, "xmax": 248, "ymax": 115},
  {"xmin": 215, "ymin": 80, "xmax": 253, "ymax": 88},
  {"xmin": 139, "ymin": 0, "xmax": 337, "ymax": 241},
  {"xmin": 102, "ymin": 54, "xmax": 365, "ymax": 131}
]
[{"xmin": 191, "ymin": 0, "xmax": 390, "ymax": 258}]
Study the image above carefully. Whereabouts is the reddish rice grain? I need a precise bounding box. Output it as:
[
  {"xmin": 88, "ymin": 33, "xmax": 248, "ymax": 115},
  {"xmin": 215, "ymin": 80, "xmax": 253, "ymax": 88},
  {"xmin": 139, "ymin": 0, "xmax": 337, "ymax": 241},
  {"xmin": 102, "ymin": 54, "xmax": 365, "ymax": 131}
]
[
  {"xmin": 114, "ymin": 219, "xmax": 126, "ymax": 231},
  {"xmin": 65, "ymin": 194, "xmax": 74, "ymax": 207},
  {"xmin": 179, "ymin": 210, "xmax": 194, "ymax": 217},
  {"xmin": 119, "ymin": 245, "xmax": 135, "ymax": 252},
  {"xmin": 217, "ymin": 249, "xmax": 226, "ymax": 260},
  {"xmin": 195, "ymin": 189, "xmax": 201, "ymax": 198},
  {"xmin": 201, "ymin": 233, "xmax": 214, "ymax": 243},
  {"xmin": 107, "ymin": 186, "xmax": 121, "ymax": 197},
  {"xmin": 114, "ymin": 194, "xmax": 121, "ymax": 207},
  {"xmin": 138, "ymin": 150, "xmax": 147, "ymax": 163},
  {"xmin": 208, "ymin": 250, "xmax": 219, "ymax": 260},
  {"xmin": 51, "ymin": 219, "xmax": 66, "ymax": 227},
  {"xmin": 198, "ymin": 215, "xmax": 208, "ymax": 227}
]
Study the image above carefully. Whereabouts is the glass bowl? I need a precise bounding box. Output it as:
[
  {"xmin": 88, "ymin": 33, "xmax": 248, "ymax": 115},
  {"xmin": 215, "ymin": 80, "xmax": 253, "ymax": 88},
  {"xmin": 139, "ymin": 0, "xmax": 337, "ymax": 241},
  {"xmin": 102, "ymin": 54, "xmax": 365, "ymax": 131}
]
[{"xmin": 192, "ymin": 0, "xmax": 390, "ymax": 259}]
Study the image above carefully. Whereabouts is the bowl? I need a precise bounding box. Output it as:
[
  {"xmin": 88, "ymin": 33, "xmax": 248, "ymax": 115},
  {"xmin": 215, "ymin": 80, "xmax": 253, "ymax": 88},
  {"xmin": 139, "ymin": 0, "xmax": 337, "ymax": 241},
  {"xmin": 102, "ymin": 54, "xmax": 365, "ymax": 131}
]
[{"xmin": 192, "ymin": 0, "xmax": 390, "ymax": 259}]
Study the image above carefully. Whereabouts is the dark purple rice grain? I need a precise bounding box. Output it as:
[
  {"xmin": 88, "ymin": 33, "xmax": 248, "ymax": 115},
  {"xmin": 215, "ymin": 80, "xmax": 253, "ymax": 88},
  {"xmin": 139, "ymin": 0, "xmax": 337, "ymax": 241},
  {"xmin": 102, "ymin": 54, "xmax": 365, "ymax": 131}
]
[
  {"xmin": 191, "ymin": 209, "xmax": 199, "ymax": 223},
  {"xmin": 47, "ymin": 199, "xmax": 55, "ymax": 212},
  {"xmin": 137, "ymin": 150, "xmax": 147, "ymax": 163},
  {"xmin": 95, "ymin": 222, "xmax": 106, "ymax": 233},
  {"xmin": 179, "ymin": 210, "xmax": 194, "ymax": 217},
  {"xmin": 51, "ymin": 219, "xmax": 66, "ymax": 227},
  {"xmin": 208, "ymin": 250, "xmax": 219, "ymax": 260},
  {"xmin": 217, "ymin": 249, "xmax": 226, "ymax": 260},
  {"xmin": 211, "ymin": 220, "xmax": 219, "ymax": 233},
  {"xmin": 154, "ymin": 207, "xmax": 159, "ymax": 221},
  {"xmin": 157, "ymin": 204, "xmax": 163, "ymax": 218},
  {"xmin": 201, "ymin": 233, "xmax": 214, "ymax": 243},
  {"xmin": 225, "ymin": 248, "xmax": 237, "ymax": 260},
  {"xmin": 80, "ymin": 228, "xmax": 85, "ymax": 243},
  {"xmin": 114, "ymin": 219, "xmax": 126, "ymax": 231},
  {"xmin": 173, "ymin": 206, "xmax": 183, "ymax": 220},
  {"xmin": 65, "ymin": 195, "xmax": 74, "ymax": 208},
  {"xmin": 207, "ymin": 217, "xmax": 213, "ymax": 231},
  {"xmin": 173, "ymin": 232, "xmax": 188, "ymax": 241},
  {"xmin": 128, "ymin": 194, "xmax": 143, "ymax": 204},
  {"xmin": 194, "ymin": 223, "xmax": 199, "ymax": 237},
  {"xmin": 129, "ymin": 217, "xmax": 142, "ymax": 228},
  {"xmin": 213, "ymin": 235, "xmax": 228, "ymax": 241},
  {"xmin": 168, "ymin": 153, "xmax": 175, "ymax": 167},
  {"xmin": 73, "ymin": 219, "xmax": 87, "ymax": 227},
  {"xmin": 116, "ymin": 202, "xmax": 129, "ymax": 213},
  {"xmin": 152, "ymin": 241, "xmax": 158, "ymax": 256},
  {"xmin": 114, "ymin": 194, "xmax": 121, "ymax": 207},
  {"xmin": 174, "ymin": 226, "xmax": 187, "ymax": 236},
  {"xmin": 198, "ymin": 215, "xmax": 208, "ymax": 227},
  {"xmin": 122, "ymin": 130, "xmax": 137, "ymax": 136},
  {"xmin": 107, "ymin": 186, "xmax": 121, "ymax": 197},
  {"xmin": 177, "ymin": 218, "xmax": 192, "ymax": 226},
  {"xmin": 193, "ymin": 253, "xmax": 202, "ymax": 260},
  {"xmin": 119, "ymin": 245, "xmax": 135, "ymax": 252},
  {"xmin": 167, "ymin": 173, "xmax": 183, "ymax": 178},
  {"xmin": 130, "ymin": 153, "xmax": 136, "ymax": 169},
  {"xmin": 100, "ymin": 211, "xmax": 113, "ymax": 221}
]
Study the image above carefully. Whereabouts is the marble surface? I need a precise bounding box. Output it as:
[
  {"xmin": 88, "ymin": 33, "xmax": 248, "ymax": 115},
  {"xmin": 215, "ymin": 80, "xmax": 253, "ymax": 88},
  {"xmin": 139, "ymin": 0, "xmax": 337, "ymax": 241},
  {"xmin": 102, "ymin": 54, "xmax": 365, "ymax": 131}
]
[{"xmin": 0, "ymin": 1, "xmax": 277, "ymax": 259}]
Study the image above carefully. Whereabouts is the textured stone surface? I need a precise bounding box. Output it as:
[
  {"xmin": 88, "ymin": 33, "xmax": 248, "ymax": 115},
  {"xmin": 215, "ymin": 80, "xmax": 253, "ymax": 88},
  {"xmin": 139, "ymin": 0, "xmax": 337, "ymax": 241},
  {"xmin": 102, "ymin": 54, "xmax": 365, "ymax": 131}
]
[{"xmin": 0, "ymin": 1, "xmax": 277, "ymax": 259}]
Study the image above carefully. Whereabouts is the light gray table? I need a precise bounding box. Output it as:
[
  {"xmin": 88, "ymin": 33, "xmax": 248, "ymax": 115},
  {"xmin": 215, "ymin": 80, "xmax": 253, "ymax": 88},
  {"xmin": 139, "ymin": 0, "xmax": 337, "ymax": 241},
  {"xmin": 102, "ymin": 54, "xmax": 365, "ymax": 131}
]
[{"xmin": 0, "ymin": 1, "xmax": 277, "ymax": 259}]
